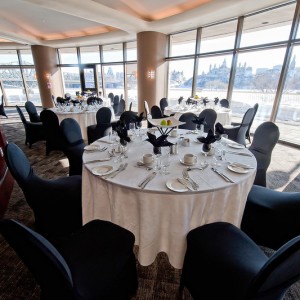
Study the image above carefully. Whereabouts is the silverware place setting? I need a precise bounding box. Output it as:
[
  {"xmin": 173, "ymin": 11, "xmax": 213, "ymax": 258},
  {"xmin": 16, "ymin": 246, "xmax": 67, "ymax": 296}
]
[
  {"xmin": 211, "ymin": 167, "xmax": 234, "ymax": 183},
  {"xmin": 182, "ymin": 170, "xmax": 199, "ymax": 190},
  {"xmin": 138, "ymin": 172, "xmax": 157, "ymax": 189}
]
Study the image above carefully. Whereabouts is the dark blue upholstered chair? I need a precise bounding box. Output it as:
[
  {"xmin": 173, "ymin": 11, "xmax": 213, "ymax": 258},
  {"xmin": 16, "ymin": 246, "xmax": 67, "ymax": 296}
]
[
  {"xmin": 4, "ymin": 143, "xmax": 82, "ymax": 241},
  {"xmin": 25, "ymin": 101, "xmax": 41, "ymax": 123},
  {"xmin": 249, "ymin": 121, "xmax": 280, "ymax": 187},
  {"xmin": 224, "ymin": 107, "xmax": 255, "ymax": 146},
  {"xmin": 181, "ymin": 222, "xmax": 300, "ymax": 300},
  {"xmin": 0, "ymin": 219, "xmax": 138, "ymax": 299},
  {"xmin": 16, "ymin": 105, "xmax": 45, "ymax": 148},
  {"xmin": 40, "ymin": 109, "xmax": 65, "ymax": 155},
  {"xmin": 178, "ymin": 112, "xmax": 197, "ymax": 130},
  {"xmin": 60, "ymin": 118, "xmax": 85, "ymax": 176},
  {"xmin": 198, "ymin": 109, "xmax": 217, "ymax": 133},
  {"xmin": 87, "ymin": 107, "xmax": 112, "ymax": 144},
  {"xmin": 242, "ymin": 185, "xmax": 300, "ymax": 250}
]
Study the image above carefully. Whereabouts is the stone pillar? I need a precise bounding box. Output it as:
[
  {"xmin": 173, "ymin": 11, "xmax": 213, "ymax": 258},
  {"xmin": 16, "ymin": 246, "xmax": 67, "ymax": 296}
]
[
  {"xmin": 31, "ymin": 45, "xmax": 63, "ymax": 108},
  {"xmin": 137, "ymin": 31, "xmax": 168, "ymax": 114}
]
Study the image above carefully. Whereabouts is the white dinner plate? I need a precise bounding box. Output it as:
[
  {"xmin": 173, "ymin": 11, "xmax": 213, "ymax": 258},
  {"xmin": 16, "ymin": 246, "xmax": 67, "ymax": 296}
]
[
  {"xmin": 227, "ymin": 164, "xmax": 249, "ymax": 174},
  {"xmin": 166, "ymin": 179, "xmax": 189, "ymax": 192},
  {"xmin": 84, "ymin": 144, "xmax": 100, "ymax": 151},
  {"xmin": 227, "ymin": 143, "xmax": 245, "ymax": 149},
  {"xmin": 92, "ymin": 165, "xmax": 113, "ymax": 176},
  {"xmin": 180, "ymin": 159, "xmax": 196, "ymax": 166}
]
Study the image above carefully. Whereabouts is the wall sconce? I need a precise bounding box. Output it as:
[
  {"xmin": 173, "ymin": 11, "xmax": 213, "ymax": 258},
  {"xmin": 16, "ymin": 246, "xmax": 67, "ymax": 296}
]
[
  {"xmin": 45, "ymin": 73, "xmax": 52, "ymax": 89},
  {"xmin": 147, "ymin": 70, "xmax": 155, "ymax": 79}
]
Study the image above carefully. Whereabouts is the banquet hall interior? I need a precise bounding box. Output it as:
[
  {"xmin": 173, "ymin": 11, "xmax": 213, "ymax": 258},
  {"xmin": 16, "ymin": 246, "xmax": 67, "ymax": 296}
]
[{"xmin": 0, "ymin": 0, "xmax": 300, "ymax": 299}]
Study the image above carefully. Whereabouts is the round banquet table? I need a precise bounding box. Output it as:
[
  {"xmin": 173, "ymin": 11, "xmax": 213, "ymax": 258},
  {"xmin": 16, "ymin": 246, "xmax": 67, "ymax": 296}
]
[
  {"xmin": 164, "ymin": 106, "xmax": 232, "ymax": 125},
  {"xmin": 82, "ymin": 129, "xmax": 256, "ymax": 269}
]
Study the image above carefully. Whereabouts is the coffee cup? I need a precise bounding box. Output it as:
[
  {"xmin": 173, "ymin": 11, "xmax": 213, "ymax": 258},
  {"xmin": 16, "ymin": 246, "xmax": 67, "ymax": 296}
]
[
  {"xmin": 170, "ymin": 129, "xmax": 178, "ymax": 137},
  {"xmin": 184, "ymin": 153, "xmax": 197, "ymax": 165},
  {"xmin": 143, "ymin": 153, "xmax": 154, "ymax": 165}
]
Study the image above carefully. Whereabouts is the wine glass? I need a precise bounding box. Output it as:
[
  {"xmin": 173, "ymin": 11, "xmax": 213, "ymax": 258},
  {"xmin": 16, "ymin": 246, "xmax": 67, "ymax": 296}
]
[
  {"xmin": 160, "ymin": 147, "xmax": 170, "ymax": 175},
  {"xmin": 136, "ymin": 122, "xmax": 142, "ymax": 137},
  {"xmin": 201, "ymin": 144, "xmax": 210, "ymax": 166},
  {"xmin": 129, "ymin": 122, "xmax": 136, "ymax": 137}
]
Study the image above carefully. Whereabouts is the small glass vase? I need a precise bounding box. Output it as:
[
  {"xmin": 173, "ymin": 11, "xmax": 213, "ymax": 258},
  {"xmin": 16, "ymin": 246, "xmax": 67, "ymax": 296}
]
[
  {"xmin": 153, "ymin": 146, "xmax": 161, "ymax": 155},
  {"xmin": 203, "ymin": 143, "xmax": 211, "ymax": 152}
]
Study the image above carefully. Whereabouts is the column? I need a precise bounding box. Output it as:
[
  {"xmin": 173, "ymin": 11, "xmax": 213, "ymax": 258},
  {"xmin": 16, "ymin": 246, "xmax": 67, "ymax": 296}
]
[
  {"xmin": 137, "ymin": 31, "xmax": 168, "ymax": 114},
  {"xmin": 31, "ymin": 45, "xmax": 63, "ymax": 108}
]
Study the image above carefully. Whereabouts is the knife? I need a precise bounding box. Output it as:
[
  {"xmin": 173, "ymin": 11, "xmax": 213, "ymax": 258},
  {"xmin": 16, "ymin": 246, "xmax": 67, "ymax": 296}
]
[
  {"xmin": 138, "ymin": 173, "xmax": 154, "ymax": 187},
  {"xmin": 85, "ymin": 157, "xmax": 111, "ymax": 163},
  {"xmin": 177, "ymin": 178, "xmax": 194, "ymax": 191},
  {"xmin": 140, "ymin": 172, "xmax": 157, "ymax": 189},
  {"xmin": 226, "ymin": 151, "xmax": 253, "ymax": 157},
  {"xmin": 211, "ymin": 168, "xmax": 235, "ymax": 183}
]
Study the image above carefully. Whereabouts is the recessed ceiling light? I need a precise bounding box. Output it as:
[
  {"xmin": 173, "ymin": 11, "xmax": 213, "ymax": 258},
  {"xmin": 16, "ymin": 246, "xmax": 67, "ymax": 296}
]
[{"xmin": 262, "ymin": 22, "xmax": 269, "ymax": 24}]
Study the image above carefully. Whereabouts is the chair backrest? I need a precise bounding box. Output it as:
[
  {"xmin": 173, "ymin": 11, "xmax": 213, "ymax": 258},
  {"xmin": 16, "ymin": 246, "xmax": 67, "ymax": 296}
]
[
  {"xmin": 249, "ymin": 235, "xmax": 300, "ymax": 299},
  {"xmin": 159, "ymin": 98, "xmax": 168, "ymax": 114},
  {"xmin": 65, "ymin": 93, "xmax": 72, "ymax": 100},
  {"xmin": 107, "ymin": 92, "xmax": 114, "ymax": 105},
  {"xmin": 151, "ymin": 105, "xmax": 163, "ymax": 119},
  {"xmin": 25, "ymin": 101, "xmax": 40, "ymax": 123},
  {"xmin": 117, "ymin": 99, "xmax": 126, "ymax": 115},
  {"xmin": 0, "ymin": 95, "xmax": 7, "ymax": 117},
  {"xmin": 179, "ymin": 112, "xmax": 197, "ymax": 130},
  {"xmin": 4, "ymin": 143, "xmax": 32, "ymax": 188},
  {"xmin": 113, "ymin": 95, "xmax": 120, "ymax": 113},
  {"xmin": 249, "ymin": 122, "xmax": 279, "ymax": 186},
  {"xmin": 235, "ymin": 107, "xmax": 255, "ymax": 145},
  {"xmin": 119, "ymin": 111, "xmax": 138, "ymax": 129},
  {"xmin": 220, "ymin": 99, "xmax": 229, "ymax": 108},
  {"xmin": 87, "ymin": 96, "xmax": 97, "ymax": 105},
  {"xmin": 178, "ymin": 96, "xmax": 184, "ymax": 104},
  {"xmin": 16, "ymin": 105, "xmax": 28, "ymax": 126},
  {"xmin": 246, "ymin": 103, "xmax": 259, "ymax": 139},
  {"xmin": 96, "ymin": 107, "xmax": 112, "ymax": 125},
  {"xmin": 198, "ymin": 109, "xmax": 217, "ymax": 133},
  {"xmin": 60, "ymin": 118, "xmax": 84, "ymax": 146},
  {"xmin": 0, "ymin": 219, "xmax": 73, "ymax": 296},
  {"xmin": 129, "ymin": 102, "xmax": 133, "ymax": 111}
]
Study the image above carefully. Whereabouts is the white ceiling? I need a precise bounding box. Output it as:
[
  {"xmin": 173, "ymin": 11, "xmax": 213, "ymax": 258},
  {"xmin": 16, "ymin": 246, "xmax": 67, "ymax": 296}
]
[{"xmin": 0, "ymin": 0, "xmax": 291, "ymax": 48}]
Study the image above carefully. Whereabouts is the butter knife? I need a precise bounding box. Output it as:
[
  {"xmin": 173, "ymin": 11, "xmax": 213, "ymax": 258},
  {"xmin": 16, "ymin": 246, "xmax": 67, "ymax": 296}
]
[
  {"xmin": 140, "ymin": 172, "xmax": 157, "ymax": 189},
  {"xmin": 85, "ymin": 157, "xmax": 111, "ymax": 163},
  {"xmin": 138, "ymin": 173, "xmax": 154, "ymax": 187},
  {"xmin": 177, "ymin": 178, "xmax": 194, "ymax": 191},
  {"xmin": 211, "ymin": 168, "xmax": 234, "ymax": 183}
]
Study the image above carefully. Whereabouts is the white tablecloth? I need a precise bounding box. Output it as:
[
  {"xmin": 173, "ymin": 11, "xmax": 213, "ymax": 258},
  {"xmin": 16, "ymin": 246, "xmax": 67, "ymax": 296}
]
[
  {"xmin": 164, "ymin": 106, "xmax": 232, "ymax": 125},
  {"xmin": 52, "ymin": 106, "xmax": 115, "ymax": 141},
  {"xmin": 82, "ymin": 130, "xmax": 256, "ymax": 269}
]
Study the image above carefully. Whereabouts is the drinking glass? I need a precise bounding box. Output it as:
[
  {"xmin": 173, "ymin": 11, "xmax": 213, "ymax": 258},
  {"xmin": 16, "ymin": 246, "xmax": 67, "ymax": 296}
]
[{"xmin": 160, "ymin": 147, "xmax": 170, "ymax": 175}]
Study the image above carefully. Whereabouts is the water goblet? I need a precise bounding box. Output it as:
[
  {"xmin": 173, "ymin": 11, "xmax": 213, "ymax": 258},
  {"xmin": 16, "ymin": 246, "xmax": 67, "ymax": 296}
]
[{"xmin": 160, "ymin": 147, "xmax": 170, "ymax": 175}]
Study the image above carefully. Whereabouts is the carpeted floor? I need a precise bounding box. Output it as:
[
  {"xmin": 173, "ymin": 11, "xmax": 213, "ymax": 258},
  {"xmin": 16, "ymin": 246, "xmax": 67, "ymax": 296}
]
[{"xmin": 0, "ymin": 113, "xmax": 300, "ymax": 299}]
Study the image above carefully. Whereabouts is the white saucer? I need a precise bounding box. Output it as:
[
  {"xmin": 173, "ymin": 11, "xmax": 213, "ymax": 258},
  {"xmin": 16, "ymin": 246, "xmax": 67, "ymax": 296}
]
[
  {"xmin": 138, "ymin": 160, "xmax": 153, "ymax": 167},
  {"xmin": 92, "ymin": 165, "xmax": 113, "ymax": 176},
  {"xmin": 166, "ymin": 179, "xmax": 188, "ymax": 192},
  {"xmin": 228, "ymin": 143, "xmax": 245, "ymax": 149},
  {"xmin": 180, "ymin": 159, "xmax": 196, "ymax": 166},
  {"xmin": 227, "ymin": 164, "xmax": 249, "ymax": 174}
]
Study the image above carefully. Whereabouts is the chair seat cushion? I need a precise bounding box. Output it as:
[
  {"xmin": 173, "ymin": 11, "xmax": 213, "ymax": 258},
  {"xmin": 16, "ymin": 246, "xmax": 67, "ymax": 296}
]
[{"xmin": 57, "ymin": 220, "xmax": 136, "ymax": 299}]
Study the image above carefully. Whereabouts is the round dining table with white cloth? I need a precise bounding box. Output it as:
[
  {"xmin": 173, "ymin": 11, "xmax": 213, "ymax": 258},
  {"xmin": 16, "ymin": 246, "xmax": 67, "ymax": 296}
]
[
  {"xmin": 51, "ymin": 105, "xmax": 115, "ymax": 141},
  {"xmin": 164, "ymin": 106, "xmax": 232, "ymax": 126},
  {"xmin": 81, "ymin": 129, "xmax": 256, "ymax": 269}
]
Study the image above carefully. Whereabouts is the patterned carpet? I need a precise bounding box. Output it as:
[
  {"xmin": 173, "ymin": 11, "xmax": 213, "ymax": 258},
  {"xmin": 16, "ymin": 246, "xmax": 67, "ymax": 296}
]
[{"xmin": 0, "ymin": 113, "xmax": 299, "ymax": 299}]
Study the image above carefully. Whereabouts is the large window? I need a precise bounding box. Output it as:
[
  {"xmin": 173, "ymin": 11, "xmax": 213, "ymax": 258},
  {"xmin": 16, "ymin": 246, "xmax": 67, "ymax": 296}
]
[
  {"xmin": 232, "ymin": 48, "xmax": 286, "ymax": 124},
  {"xmin": 169, "ymin": 30, "xmax": 197, "ymax": 57},
  {"xmin": 200, "ymin": 20, "xmax": 237, "ymax": 53},
  {"xmin": 103, "ymin": 43, "xmax": 123, "ymax": 62},
  {"xmin": 240, "ymin": 3, "xmax": 296, "ymax": 47},
  {"xmin": 126, "ymin": 42, "xmax": 137, "ymax": 61},
  {"xmin": 22, "ymin": 68, "xmax": 41, "ymax": 104},
  {"xmin": 168, "ymin": 59, "xmax": 194, "ymax": 105},
  {"xmin": 58, "ymin": 48, "xmax": 78, "ymax": 64},
  {"xmin": 61, "ymin": 67, "xmax": 80, "ymax": 96},
  {"xmin": 80, "ymin": 46, "xmax": 100, "ymax": 64},
  {"xmin": 103, "ymin": 65, "xmax": 124, "ymax": 99},
  {"xmin": 277, "ymin": 44, "xmax": 300, "ymax": 145},
  {"xmin": 196, "ymin": 54, "xmax": 233, "ymax": 99},
  {"xmin": 126, "ymin": 63, "xmax": 137, "ymax": 111}
]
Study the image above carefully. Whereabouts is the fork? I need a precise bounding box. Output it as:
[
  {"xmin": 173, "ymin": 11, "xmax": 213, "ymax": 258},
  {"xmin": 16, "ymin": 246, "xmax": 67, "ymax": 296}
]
[
  {"xmin": 110, "ymin": 163, "xmax": 128, "ymax": 178},
  {"xmin": 182, "ymin": 169, "xmax": 199, "ymax": 190}
]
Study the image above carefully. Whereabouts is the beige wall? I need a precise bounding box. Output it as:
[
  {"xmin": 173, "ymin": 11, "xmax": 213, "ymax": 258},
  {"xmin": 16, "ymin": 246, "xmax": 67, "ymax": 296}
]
[
  {"xmin": 31, "ymin": 45, "xmax": 63, "ymax": 108},
  {"xmin": 137, "ymin": 31, "xmax": 168, "ymax": 114}
]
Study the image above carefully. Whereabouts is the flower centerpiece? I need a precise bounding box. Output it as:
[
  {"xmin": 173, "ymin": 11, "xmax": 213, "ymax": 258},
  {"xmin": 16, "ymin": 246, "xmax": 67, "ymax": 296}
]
[
  {"xmin": 197, "ymin": 129, "xmax": 217, "ymax": 153},
  {"xmin": 146, "ymin": 132, "xmax": 173, "ymax": 155}
]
